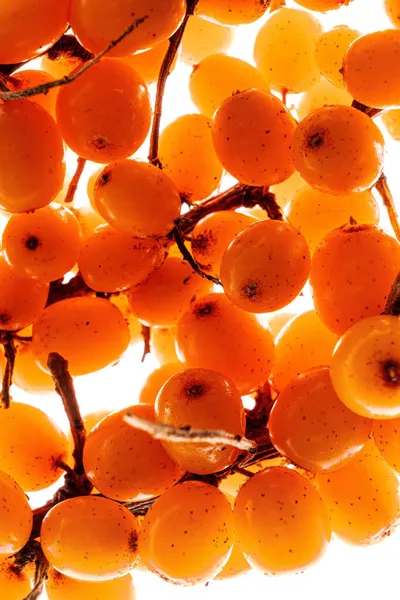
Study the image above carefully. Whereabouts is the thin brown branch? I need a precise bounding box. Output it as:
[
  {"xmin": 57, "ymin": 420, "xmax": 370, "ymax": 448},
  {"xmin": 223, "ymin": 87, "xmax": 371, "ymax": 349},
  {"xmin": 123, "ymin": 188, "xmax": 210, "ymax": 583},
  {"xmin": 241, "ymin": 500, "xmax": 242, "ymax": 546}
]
[
  {"xmin": 0, "ymin": 16, "xmax": 148, "ymax": 102},
  {"xmin": 374, "ymin": 173, "xmax": 400, "ymax": 242},
  {"xmin": 281, "ymin": 88, "xmax": 288, "ymax": 105},
  {"xmin": 124, "ymin": 412, "xmax": 257, "ymax": 453},
  {"xmin": 149, "ymin": 0, "xmax": 199, "ymax": 165},
  {"xmin": 141, "ymin": 324, "xmax": 151, "ymax": 362},
  {"xmin": 46, "ymin": 33, "xmax": 94, "ymax": 64},
  {"xmin": 245, "ymin": 383, "xmax": 275, "ymax": 433},
  {"xmin": 351, "ymin": 99, "xmax": 382, "ymax": 118},
  {"xmin": 47, "ymin": 353, "xmax": 86, "ymax": 472},
  {"xmin": 383, "ymin": 271, "xmax": 400, "ymax": 316},
  {"xmin": 172, "ymin": 226, "xmax": 222, "ymax": 285},
  {"xmin": 23, "ymin": 550, "xmax": 49, "ymax": 600},
  {"xmin": 258, "ymin": 188, "xmax": 283, "ymax": 220},
  {"xmin": 12, "ymin": 334, "xmax": 33, "ymax": 343},
  {"xmin": 46, "ymin": 273, "xmax": 94, "ymax": 306},
  {"xmin": 234, "ymin": 466, "xmax": 255, "ymax": 477},
  {"xmin": 0, "ymin": 335, "xmax": 16, "ymax": 409},
  {"xmin": 64, "ymin": 157, "xmax": 87, "ymax": 203}
]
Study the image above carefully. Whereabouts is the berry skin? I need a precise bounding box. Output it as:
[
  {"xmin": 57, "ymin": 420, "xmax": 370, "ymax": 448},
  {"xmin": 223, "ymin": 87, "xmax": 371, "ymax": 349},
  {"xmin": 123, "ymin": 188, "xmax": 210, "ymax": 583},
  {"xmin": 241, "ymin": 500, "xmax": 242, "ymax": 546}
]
[
  {"xmin": 181, "ymin": 16, "xmax": 234, "ymax": 65},
  {"xmin": 139, "ymin": 362, "xmax": 184, "ymax": 405},
  {"xmin": 0, "ymin": 558, "xmax": 31, "ymax": 599},
  {"xmin": 196, "ymin": 0, "xmax": 269, "ymax": 25},
  {"xmin": 46, "ymin": 569, "xmax": 135, "ymax": 600},
  {"xmin": 331, "ymin": 315, "xmax": 400, "ymax": 419},
  {"xmin": 0, "ymin": 471, "xmax": 32, "ymax": 557},
  {"xmin": 315, "ymin": 26, "xmax": 360, "ymax": 88},
  {"xmin": 374, "ymin": 418, "xmax": 400, "ymax": 474},
  {"xmin": 220, "ymin": 220, "xmax": 310, "ymax": 313}
]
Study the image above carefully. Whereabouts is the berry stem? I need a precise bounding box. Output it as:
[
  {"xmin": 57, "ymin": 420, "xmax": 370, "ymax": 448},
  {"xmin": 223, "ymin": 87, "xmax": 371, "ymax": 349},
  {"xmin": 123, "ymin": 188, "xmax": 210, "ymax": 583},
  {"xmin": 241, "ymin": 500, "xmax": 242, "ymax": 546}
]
[
  {"xmin": 22, "ymin": 549, "xmax": 49, "ymax": 600},
  {"xmin": 0, "ymin": 333, "xmax": 16, "ymax": 409},
  {"xmin": 0, "ymin": 16, "xmax": 149, "ymax": 102},
  {"xmin": 141, "ymin": 324, "xmax": 151, "ymax": 362},
  {"xmin": 46, "ymin": 273, "xmax": 94, "ymax": 307},
  {"xmin": 45, "ymin": 33, "xmax": 94, "ymax": 65},
  {"xmin": 64, "ymin": 157, "xmax": 87, "ymax": 204},
  {"xmin": 124, "ymin": 412, "xmax": 257, "ymax": 453},
  {"xmin": 383, "ymin": 271, "xmax": 400, "ymax": 316},
  {"xmin": 172, "ymin": 225, "xmax": 222, "ymax": 285},
  {"xmin": 374, "ymin": 173, "xmax": 400, "ymax": 242},
  {"xmin": 148, "ymin": 0, "xmax": 200, "ymax": 166},
  {"xmin": 351, "ymin": 99, "xmax": 382, "ymax": 118}
]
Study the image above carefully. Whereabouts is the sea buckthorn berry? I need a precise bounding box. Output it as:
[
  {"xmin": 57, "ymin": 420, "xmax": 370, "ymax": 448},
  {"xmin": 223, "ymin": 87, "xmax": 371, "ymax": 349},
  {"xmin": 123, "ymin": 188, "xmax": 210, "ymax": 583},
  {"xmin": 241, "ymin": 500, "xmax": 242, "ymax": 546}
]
[
  {"xmin": 0, "ymin": 257, "xmax": 49, "ymax": 331},
  {"xmin": 0, "ymin": 0, "xmax": 69, "ymax": 64},
  {"xmin": 196, "ymin": 0, "xmax": 269, "ymax": 24},
  {"xmin": 296, "ymin": 78, "xmax": 352, "ymax": 121},
  {"xmin": 385, "ymin": 0, "xmax": 400, "ymax": 27},
  {"xmin": 189, "ymin": 54, "xmax": 269, "ymax": 119},
  {"xmin": 155, "ymin": 368, "xmax": 246, "ymax": 474},
  {"xmin": 269, "ymin": 367, "xmax": 371, "ymax": 472},
  {"xmin": 294, "ymin": 0, "xmax": 353, "ymax": 11},
  {"xmin": 159, "ymin": 114, "xmax": 223, "ymax": 201},
  {"xmin": 374, "ymin": 418, "xmax": 400, "ymax": 474},
  {"xmin": 93, "ymin": 160, "xmax": 181, "ymax": 237},
  {"xmin": 293, "ymin": 105, "xmax": 384, "ymax": 195},
  {"xmin": 2, "ymin": 205, "xmax": 82, "ymax": 283},
  {"xmin": 262, "ymin": 311, "xmax": 296, "ymax": 339},
  {"xmin": 56, "ymin": 59, "xmax": 152, "ymax": 163},
  {"xmin": 0, "ymin": 100, "xmax": 65, "ymax": 213},
  {"xmin": 382, "ymin": 109, "xmax": 400, "ymax": 140},
  {"xmin": 315, "ymin": 26, "xmax": 360, "ymax": 88},
  {"xmin": 212, "ymin": 89, "xmax": 296, "ymax": 186},
  {"xmin": 270, "ymin": 310, "xmax": 338, "ymax": 392},
  {"xmin": 254, "ymin": 8, "xmax": 322, "ymax": 93},
  {"xmin": 127, "ymin": 257, "xmax": 212, "ymax": 327},
  {"xmin": 151, "ymin": 326, "xmax": 180, "ymax": 365},
  {"xmin": 0, "ymin": 402, "xmax": 69, "ymax": 491},
  {"xmin": 176, "ymin": 292, "xmax": 275, "ymax": 394},
  {"xmin": 140, "ymin": 481, "xmax": 234, "ymax": 584},
  {"xmin": 285, "ymin": 186, "xmax": 379, "ymax": 252},
  {"xmin": 343, "ymin": 30, "xmax": 400, "ymax": 108},
  {"xmin": 191, "ymin": 211, "xmax": 257, "ymax": 277},
  {"xmin": 331, "ymin": 315, "xmax": 400, "ymax": 419},
  {"xmin": 78, "ymin": 225, "xmax": 163, "ymax": 293},
  {"xmin": 83, "ymin": 404, "xmax": 184, "ymax": 502},
  {"xmin": 139, "ymin": 362, "xmax": 184, "ymax": 405},
  {"xmin": 6, "ymin": 69, "xmax": 58, "ymax": 117},
  {"xmin": 72, "ymin": 206, "xmax": 106, "ymax": 239},
  {"xmin": 13, "ymin": 343, "xmax": 54, "ymax": 395},
  {"xmin": 46, "ymin": 569, "xmax": 135, "ymax": 600},
  {"xmin": 310, "ymin": 224, "xmax": 400, "ymax": 335},
  {"xmin": 41, "ymin": 496, "xmax": 139, "ymax": 581},
  {"xmin": 234, "ymin": 467, "xmax": 331, "ymax": 573},
  {"xmin": 270, "ymin": 171, "xmax": 307, "ymax": 209},
  {"xmin": 220, "ymin": 220, "xmax": 310, "ymax": 313},
  {"xmin": 0, "ymin": 471, "xmax": 32, "ymax": 557},
  {"xmin": 32, "ymin": 297, "xmax": 130, "ymax": 376},
  {"xmin": 122, "ymin": 40, "xmax": 177, "ymax": 85},
  {"xmin": 69, "ymin": 0, "xmax": 186, "ymax": 57},
  {"xmin": 0, "ymin": 558, "xmax": 31, "ymax": 600},
  {"xmin": 316, "ymin": 441, "xmax": 400, "ymax": 544},
  {"xmin": 181, "ymin": 16, "xmax": 234, "ymax": 65},
  {"xmin": 109, "ymin": 294, "xmax": 143, "ymax": 345}
]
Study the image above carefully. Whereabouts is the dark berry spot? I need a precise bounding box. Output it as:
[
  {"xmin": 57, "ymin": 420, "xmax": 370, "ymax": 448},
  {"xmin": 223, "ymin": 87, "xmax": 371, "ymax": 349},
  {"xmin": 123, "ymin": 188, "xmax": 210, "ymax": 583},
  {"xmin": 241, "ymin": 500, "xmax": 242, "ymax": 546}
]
[{"xmin": 25, "ymin": 235, "xmax": 40, "ymax": 251}]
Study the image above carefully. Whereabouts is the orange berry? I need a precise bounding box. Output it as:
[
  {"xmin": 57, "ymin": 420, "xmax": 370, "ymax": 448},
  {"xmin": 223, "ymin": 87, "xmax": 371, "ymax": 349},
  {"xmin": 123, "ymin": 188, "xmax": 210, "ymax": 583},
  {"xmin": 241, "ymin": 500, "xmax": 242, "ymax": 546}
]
[
  {"xmin": 374, "ymin": 418, "xmax": 400, "ymax": 474},
  {"xmin": 0, "ymin": 471, "xmax": 32, "ymax": 557},
  {"xmin": 69, "ymin": 0, "xmax": 186, "ymax": 57},
  {"xmin": 122, "ymin": 40, "xmax": 177, "ymax": 85},
  {"xmin": 315, "ymin": 26, "xmax": 360, "ymax": 88},
  {"xmin": 6, "ymin": 69, "xmax": 58, "ymax": 117},
  {"xmin": 3, "ymin": 205, "xmax": 82, "ymax": 283},
  {"xmin": 296, "ymin": 78, "xmax": 352, "ymax": 121},
  {"xmin": 78, "ymin": 224, "xmax": 163, "ymax": 293},
  {"xmin": 234, "ymin": 467, "xmax": 331, "ymax": 573},
  {"xmin": 176, "ymin": 292, "xmax": 275, "ymax": 394},
  {"xmin": 41, "ymin": 496, "xmax": 139, "ymax": 580},
  {"xmin": 181, "ymin": 16, "xmax": 234, "ymax": 65},
  {"xmin": 159, "ymin": 114, "xmax": 223, "ymax": 201},
  {"xmin": 56, "ymin": 59, "xmax": 151, "ymax": 163},
  {"xmin": 0, "ymin": 558, "xmax": 31, "ymax": 599},
  {"xmin": 189, "ymin": 54, "xmax": 269, "ymax": 119},
  {"xmin": 254, "ymin": 8, "xmax": 322, "ymax": 93},
  {"xmin": 0, "ymin": 100, "xmax": 65, "ymax": 213},
  {"xmin": 0, "ymin": 0, "xmax": 68, "ymax": 63},
  {"xmin": 150, "ymin": 326, "xmax": 179, "ymax": 365},
  {"xmin": 385, "ymin": 0, "xmax": 400, "ymax": 27},
  {"xmin": 382, "ymin": 109, "xmax": 400, "ymax": 140},
  {"xmin": 310, "ymin": 224, "xmax": 400, "ymax": 335},
  {"xmin": 109, "ymin": 294, "xmax": 143, "ymax": 346},
  {"xmin": 215, "ymin": 543, "xmax": 250, "ymax": 580},
  {"xmin": 140, "ymin": 481, "xmax": 234, "ymax": 583},
  {"xmin": 83, "ymin": 404, "xmax": 183, "ymax": 502},
  {"xmin": 294, "ymin": 0, "xmax": 353, "ymax": 11},
  {"xmin": 196, "ymin": 0, "xmax": 269, "ymax": 24},
  {"xmin": 13, "ymin": 343, "xmax": 54, "ymax": 395},
  {"xmin": 212, "ymin": 89, "xmax": 296, "ymax": 186},
  {"xmin": 220, "ymin": 220, "xmax": 310, "ymax": 313},
  {"xmin": 72, "ymin": 206, "xmax": 106, "ymax": 239},
  {"xmin": 343, "ymin": 30, "xmax": 400, "ymax": 108},
  {"xmin": 285, "ymin": 185, "xmax": 379, "ymax": 252},
  {"xmin": 32, "ymin": 297, "xmax": 130, "ymax": 376},
  {"xmin": 0, "ymin": 257, "xmax": 49, "ymax": 331},
  {"xmin": 293, "ymin": 105, "xmax": 384, "ymax": 195},
  {"xmin": 127, "ymin": 257, "xmax": 212, "ymax": 327},
  {"xmin": 191, "ymin": 211, "xmax": 257, "ymax": 277},
  {"xmin": 93, "ymin": 160, "xmax": 181, "ymax": 237},
  {"xmin": 139, "ymin": 362, "xmax": 184, "ymax": 405},
  {"xmin": 46, "ymin": 569, "xmax": 135, "ymax": 600},
  {"xmin": 316, "ymin": 441, "xmax": 400, "ymax": 544},
  {"xmin": 270, "ymin": 171, "xmax": 307, "ymax": 209},
  {"xmin": 331, "ymin": 315, "xmax": 400, "ymax": 419},
  {"xmin": 261, "ymin": 310, "xmax": 296, "ymax": 339},
  {"xmin": 0, "ymin": 402, "xmax": 69, "ymax": 491},
  {"xmin": 155, "ymin": 368, "xmax": 245, "ymax": 474},
  {"xmin": 270, "ymin": 310, "xmax": 338, "ymax": 392},
  {"xmin": 269, "ymin": 367, "xmax": 371, "ymax": 472}
]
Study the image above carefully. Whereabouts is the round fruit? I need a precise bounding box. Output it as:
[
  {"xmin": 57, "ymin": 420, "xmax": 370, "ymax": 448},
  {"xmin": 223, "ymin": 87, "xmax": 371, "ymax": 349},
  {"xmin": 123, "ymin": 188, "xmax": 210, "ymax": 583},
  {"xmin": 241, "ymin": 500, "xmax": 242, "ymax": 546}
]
[{"xmin": 0, "ymin": 471, "xmax": 32, "ymax": 557}]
